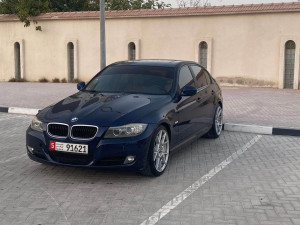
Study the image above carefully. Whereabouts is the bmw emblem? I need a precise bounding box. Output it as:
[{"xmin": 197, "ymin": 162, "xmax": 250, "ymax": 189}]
[{"xmin": 71, "ymin": 117, "xmax": 78, "ymax": 122}]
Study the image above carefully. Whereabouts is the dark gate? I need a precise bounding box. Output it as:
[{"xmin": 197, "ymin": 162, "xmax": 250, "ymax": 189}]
[
  {"xmin": 199, "ymin": 41, "xmax": 208, "ymax": 69},
  {"xmin": 14, "ymin": 42, "xmax": 21, "ymax": 79},
  {"xmin": 67, "ymin": 42, "xmax": 74, "ymax": 82},
  {"xmin": 284, "ymin": 40, "xmax": 296, "ymax": 89}
]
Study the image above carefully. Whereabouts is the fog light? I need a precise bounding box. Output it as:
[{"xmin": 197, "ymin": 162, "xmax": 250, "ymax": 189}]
[
  {"xmin": 124, "ymin": 156, "xmax": 135, "ymax": 164},
  {"xmin": 27, "ymin": 145, "xmax": 34, "ymax": 153}
]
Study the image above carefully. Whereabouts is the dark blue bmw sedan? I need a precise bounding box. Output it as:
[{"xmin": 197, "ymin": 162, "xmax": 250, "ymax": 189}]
[{"xmin": 26, "ymin": 60, "xmax": 223, "ymax": 176}]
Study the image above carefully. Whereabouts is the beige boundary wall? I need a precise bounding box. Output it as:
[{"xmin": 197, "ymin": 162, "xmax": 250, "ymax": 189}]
[{"xmin": 0, "ymin": 8, "xmax": 300, "ymax": 89}]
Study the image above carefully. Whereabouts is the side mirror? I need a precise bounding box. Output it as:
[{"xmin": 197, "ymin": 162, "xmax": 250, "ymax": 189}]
[
  {"xmin": 181, "ymin": 86, "xmax": 197, "ymax": 96},
  {"xmin": 77, "ymin": 82, "xmax": 86, "ymax": 91}
]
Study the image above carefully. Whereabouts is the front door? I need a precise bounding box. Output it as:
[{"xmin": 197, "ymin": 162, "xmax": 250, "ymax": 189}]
[{"xmin": 174, "ymin": 66, "xmax": 201, "ymax": 145}]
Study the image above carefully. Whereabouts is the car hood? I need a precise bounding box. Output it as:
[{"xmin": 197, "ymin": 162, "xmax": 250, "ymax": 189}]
[{"xmin": 39, "ymin": 91, "xmax": 171, "ymax": 126}]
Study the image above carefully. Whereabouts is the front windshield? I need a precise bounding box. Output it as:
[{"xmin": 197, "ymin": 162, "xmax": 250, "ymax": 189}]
[{"xmin": 85, "ymin": 65, "xmax": 175, "ymax": 95}]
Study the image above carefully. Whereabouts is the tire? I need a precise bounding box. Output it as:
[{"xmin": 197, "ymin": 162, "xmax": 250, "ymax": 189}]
[
  {"xmin": 140, "ymin": 126, "xmax": 170, "ymax": 177},
  {"xmin": 205, "ymin": 104, "xmax": 223, "ymax": 139}
]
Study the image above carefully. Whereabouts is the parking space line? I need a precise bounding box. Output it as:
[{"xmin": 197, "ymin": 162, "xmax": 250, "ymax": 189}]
[{"xmin": 140, "ymin": 135, "xmax": 262, "ymax": 225}]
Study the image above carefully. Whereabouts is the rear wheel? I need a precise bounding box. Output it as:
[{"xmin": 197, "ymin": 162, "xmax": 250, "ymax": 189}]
[
  {"xmin": 140, "ymin": 126, "xmax": 170, "ymax": 176},
  {"xmin": 205, "ymin": 104, "xmax": 223, "ymax": 139}
]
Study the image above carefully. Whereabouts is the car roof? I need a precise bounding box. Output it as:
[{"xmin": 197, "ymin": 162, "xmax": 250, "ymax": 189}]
[{"xmin": 110, "ymin": 60, "xmax": 197, "ymax": 68}]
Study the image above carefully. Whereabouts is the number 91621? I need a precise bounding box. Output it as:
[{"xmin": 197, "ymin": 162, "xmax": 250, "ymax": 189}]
[{"xmin": 50, "ymin": 141, "xmax": 88, "ymax": 154}]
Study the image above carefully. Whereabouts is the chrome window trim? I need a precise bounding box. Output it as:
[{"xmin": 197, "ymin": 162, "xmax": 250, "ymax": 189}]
[
  {"xmin": 47, "ymin": 122, "xmax": 69, "ymax": 139},
  {"xmin": 197, "ymin": 84, "xmax": 209, "ymax": 92},
  {"xmin": 70, "ymin": 124, "xmax": 99, "ymax": 141}
]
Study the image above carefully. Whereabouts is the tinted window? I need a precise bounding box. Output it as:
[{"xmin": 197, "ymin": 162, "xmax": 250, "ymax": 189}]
[
  {"xmin": 85, "ymin": 65, "xmax": 174, "ymax": 95},
  {"xmin": 204, "ymin": 71, "xmax": 212, "ymax": 84},
  {"xmin": 178, "ymin": 66, "xmax": 196, "ymax": 90},
  {"xmin": 190, "ymin": 65, "xmax": 210, "ymax": 88}
]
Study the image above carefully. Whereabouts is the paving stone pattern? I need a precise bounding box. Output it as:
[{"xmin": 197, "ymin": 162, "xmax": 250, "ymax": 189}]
[
  {"xmin": 0, "ymin": 113, "xmax": 300, "ymax": 225},
  {"xmin": 223, "ymin": 87, "xmax": 300, "ymax": 129}
]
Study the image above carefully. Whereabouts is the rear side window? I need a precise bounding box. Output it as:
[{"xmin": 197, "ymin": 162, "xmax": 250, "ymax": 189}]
[
  {"xmin": 204, "ymin": 71, "xmax": 212, "ymax": 84},
  {"xmin": 190, "ymin": 65, "xmax": 210, "ymax": 88},
  {"xmin": 178, "ymin": 66, "xmax": 196, "ymax": 90}
]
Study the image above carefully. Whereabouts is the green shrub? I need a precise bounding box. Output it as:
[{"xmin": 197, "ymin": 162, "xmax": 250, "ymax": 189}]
[
  {"xmin": 61, "ymin": 78, "xmax": 67, "ymax": 83},
  {"xmin": 39, "ymin": 78, "xmax": 49, "ymax": 83},
  {"xmin": 227, "ymin": 79, "xmax": 234, "ymax": 84},
  {"xmin": 236, "ymin": 79, "xmax": 244, "ymax": 85},
  {"xmin": 52, "ymin": 78, "xmax": 60, "ymax": 83},
  {"xmin": 8, "ymin": 78, "xmax": 27, "ymax": 82},
  {"xmin": 72, "ymin": 78, "xmax": 81, "ymax": 83}
]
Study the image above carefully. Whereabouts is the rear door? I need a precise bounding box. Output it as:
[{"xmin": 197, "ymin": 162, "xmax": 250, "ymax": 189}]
[{"xmin": 190, "ymin": 65, "xmax": 215, "ymax": 132}]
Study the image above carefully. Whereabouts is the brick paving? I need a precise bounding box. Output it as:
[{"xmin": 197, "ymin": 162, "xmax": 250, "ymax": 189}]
[
  {"xmin": 223, "ymin": 87, "xmax": 300, "ymax": 129},
  {"xmin": 159, "ymin": 134, "xmax": 300, "ymax": 225},
  {"xmin": 0, "ymin": 113, "xmax": 300, "ymax": 225},
  {"xmin": 1, "ymin": 82, "xmax": 299, "ymax": 128},
  {"xmin": 0, "ymin": 82, "xmax": 76, "ymax": 109}
]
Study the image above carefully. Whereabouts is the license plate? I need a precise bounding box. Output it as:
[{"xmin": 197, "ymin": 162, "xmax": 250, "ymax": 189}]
[{"xmin": 49, "ymin": 141, "xmax": 88, "ymax": 154}]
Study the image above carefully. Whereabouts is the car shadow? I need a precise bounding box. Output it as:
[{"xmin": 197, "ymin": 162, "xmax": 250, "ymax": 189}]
[{"xmin": 24, "ymin": 131, "xmax": 255, "ymax": 184}]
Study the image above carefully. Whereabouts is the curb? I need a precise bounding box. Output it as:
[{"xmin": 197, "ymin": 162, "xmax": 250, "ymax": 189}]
[
  {"xmin": 1, "ymin": 106, "xmax": 300, "ymax": 137},
  {"xmin": 224, "ymin": 123, "xmax": 300, "ymax": 137},
  {"xmin": 0, "ymin": 106, "xmax": 39, "ymax": 116}
]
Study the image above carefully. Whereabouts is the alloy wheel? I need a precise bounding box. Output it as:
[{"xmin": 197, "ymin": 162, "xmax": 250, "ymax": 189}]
[
  {"xmin": 215, "ymin": 106, "xmax": 223, "ymax": 135},
  {"xmin": 153, "ymin": 129, "xmax": 169, "ymax": 172}
]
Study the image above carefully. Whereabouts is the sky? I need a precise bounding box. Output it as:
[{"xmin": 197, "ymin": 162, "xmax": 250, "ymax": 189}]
[{"xmin": 164, "ymin": 0, "xmax": 299, "ymax": 7}]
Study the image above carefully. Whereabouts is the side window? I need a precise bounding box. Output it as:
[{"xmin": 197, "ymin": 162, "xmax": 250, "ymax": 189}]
[
  {"xmin": 190, "ymin": 65, "xmax": 209, "ymax": 88},
  {"xmin": 178, "ymin": 66, "xmax": 196, "ymax": 90},
  {"xmin": 204, "ymin": 71, "xmax": 212, "ymax": 85}
]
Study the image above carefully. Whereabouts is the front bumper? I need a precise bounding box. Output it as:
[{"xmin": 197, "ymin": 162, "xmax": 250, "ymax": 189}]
[{"xmin": 26, "ymin": 124, "xmax": 156, "ymax": 170}]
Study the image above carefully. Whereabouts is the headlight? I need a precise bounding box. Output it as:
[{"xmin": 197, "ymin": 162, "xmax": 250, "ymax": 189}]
[
  {"xmin": 104, "ymin": 123, "xmax": 147, "ymax": 138},
  {"xmin": 31, "ymin": 116, "xmax": 43, "ymax": 132}
]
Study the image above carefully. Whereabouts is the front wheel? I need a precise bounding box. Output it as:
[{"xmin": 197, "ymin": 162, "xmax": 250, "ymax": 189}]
[
  {"xmin": 140, "ymin": 126, "xmax": 170, "ymax": 176},
  {"xmin": 205, "ymin": 104, "xmax": 223, "ymax": 139}
]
